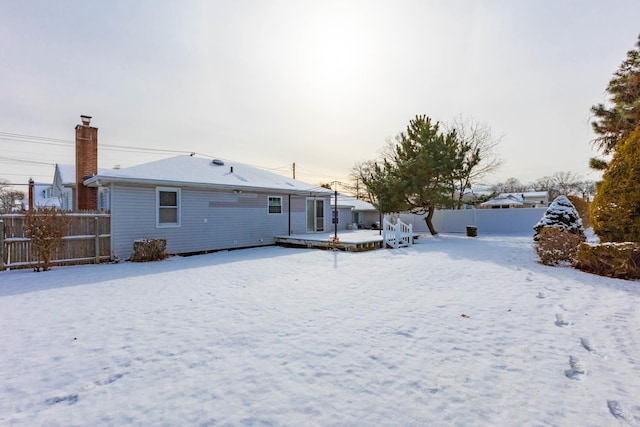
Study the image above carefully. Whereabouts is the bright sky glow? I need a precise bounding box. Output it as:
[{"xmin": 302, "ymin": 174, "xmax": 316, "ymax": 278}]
[{"xmin": 1, "ymin": 1, "xmax": 638, "ymax": 189}]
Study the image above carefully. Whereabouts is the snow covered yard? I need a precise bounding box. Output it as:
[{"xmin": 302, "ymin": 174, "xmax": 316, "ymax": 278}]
[{"xmin": 1, "ymin": 234, "xmax": 639, "ymax": 426}]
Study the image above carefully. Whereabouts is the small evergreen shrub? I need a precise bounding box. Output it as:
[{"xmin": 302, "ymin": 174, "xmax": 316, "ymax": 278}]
[
  {"xmin": 534, "ymin": 227, "xmax": 584, "ymax": 266},
  {"xmin": 576, "ymin": 242, "xmax": 640, "ymax": 280},
  {"xmin": 130, "ymin": 238, "xmax": 167, "ymax": 262},
  {"xmin": 533, "ymin": 195, "xmax": 585, "ymax": 242}
]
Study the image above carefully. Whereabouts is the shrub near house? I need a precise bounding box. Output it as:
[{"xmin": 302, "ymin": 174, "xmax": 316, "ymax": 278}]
[{"xmin": 533, "ymin": 196, "xmax": 585, "ymax": 266}]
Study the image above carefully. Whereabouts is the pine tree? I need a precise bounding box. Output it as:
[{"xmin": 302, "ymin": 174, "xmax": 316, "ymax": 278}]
[
  {"xmin": 591, "ymin": 34, "xmax": 640, "ymax": 157},
  {"xmin": 590, "ymin": 128, "xmax": 640, "ymax": 242},
  {"xmin": 533, "ymin": 196, "xmax": 585, "ymax": 241},
  {"xmin": 357, "ymin": 115, "xmax": 474, "ymax": 235}
]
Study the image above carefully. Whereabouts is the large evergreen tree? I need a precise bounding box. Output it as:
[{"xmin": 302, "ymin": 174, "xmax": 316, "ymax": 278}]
[
  {"xmin": 590, "ymin": 128, "xmax": 640, "ymax": 242},
  {"xmin": 591, "ymin": 34, "xmax": 640, "ymax": 160},
  {"xmin": 356, "ymin": 115, "xmax": 477, "ymax": 235}
]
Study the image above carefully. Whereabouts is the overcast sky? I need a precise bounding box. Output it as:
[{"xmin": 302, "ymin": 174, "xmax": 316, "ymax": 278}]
[{"xmin": 1, "ymin": 0, "xmax": 638, "ymax": 190}]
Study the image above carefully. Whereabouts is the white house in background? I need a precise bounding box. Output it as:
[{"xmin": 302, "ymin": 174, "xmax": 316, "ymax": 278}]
[
  {"xmin": 20, "ymin": 183, "xmax": 60, "ymax": 210},
  {"xmin": 479, "ymin": 191, "xmax": 549, "ymax": 209},
  {"xmin": 52, "ymin": 164, "xmax": 110, "ymax": 211},
  {"xmin": 82, "ymin": 155, "xmax": 333, "ymax": 261},
  {"xmin": 330, "ymin": 194, "xmax": 379, "ymax": 230}
]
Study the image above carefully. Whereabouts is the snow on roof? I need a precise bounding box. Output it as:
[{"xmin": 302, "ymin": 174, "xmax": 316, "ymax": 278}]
[
  {"xmin": 500, "ymin": 191, "xmax": 548, "ymax": 199},
  {"xmin": 481, "ymin": 192, "xmax": 546, "ymax": 206},
  {"xmin": 83, "ymin": 155, "xmax": 332, "ymax": 195},
  {"xmin": 480, "ymin": 196, "xmax": 524, "ymax": 206},
  {"xmin": 331, "ymin": 194, "xmax": 377, "ymax": 211},
  {"xmin": 56, "ymin": 164, "xmax": 75, "ymax": 184},
  {"xmin": 21, "ymin": 183, "xmax": 60, "ymax": 209},
  {"xmin": 56, "ymin": 164, "xmax": 110, "ymax": 185}
]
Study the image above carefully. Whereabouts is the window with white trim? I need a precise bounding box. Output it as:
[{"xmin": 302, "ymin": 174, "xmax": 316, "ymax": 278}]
[
  {"xmin": 157, "ymin": 187, "xmax": 181, "ymax": 227},
  {"xmin": 268, "ymin": 196, "xmax": 282, "ymax": 214}
]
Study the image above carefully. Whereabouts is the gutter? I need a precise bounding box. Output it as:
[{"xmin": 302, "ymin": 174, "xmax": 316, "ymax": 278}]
[{"xmin": 83, "ymin": 175, "xmax": 333, "ymax": 197}]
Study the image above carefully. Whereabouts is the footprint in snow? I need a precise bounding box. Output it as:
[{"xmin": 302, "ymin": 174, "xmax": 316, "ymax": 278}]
[
  {"xmin": 536, "ymin": 292, "xmax": 546, "ymax": 299},
  {"xmin": 44, "ymin": 394, "xmax": 79, "ymax": 406},
  {"xmin": 580, "ymin": 338, "xmax": 596, "ymax": 354},
  {"xmin": 555, "ymin": 313, "xmax": 570, "ymax": 327},
  {"xmin": 607, "ymin": 400, "xmax": 633, "ymax": 425},
  {"xmin": 564, "ymin": 356, "xmax": 586, "ymax": 380}
]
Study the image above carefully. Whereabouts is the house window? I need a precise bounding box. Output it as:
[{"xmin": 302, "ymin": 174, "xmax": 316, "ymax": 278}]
[
  {"xmin": 99, "ymin": 189, "xmax": 110, "ymax": 211},
  {"xmin": 268, "ymin": 196, "xmax": 282, "ymax": 214},
  {"xmin": 157, "ymin": 187, "xmax": 181, "ymax": 227}
]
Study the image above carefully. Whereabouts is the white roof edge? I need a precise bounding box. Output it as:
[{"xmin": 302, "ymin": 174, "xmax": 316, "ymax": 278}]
[{"xmin": 84, "ymin": 175, "xmax": 331, "ymax": 196}]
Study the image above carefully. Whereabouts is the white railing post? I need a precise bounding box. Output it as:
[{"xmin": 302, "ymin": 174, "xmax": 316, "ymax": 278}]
[
  {"xmin": 409, "ymin": 223, "xmax": 413, "ymax": 246},
  {"xmin": 393, "ymin": 220, "xmax": 398, "ymax": 248}
]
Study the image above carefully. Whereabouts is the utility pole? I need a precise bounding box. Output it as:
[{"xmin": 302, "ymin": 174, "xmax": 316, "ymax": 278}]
[{"xmin": 292, "ymin": 162, "xmax": 296, "ymax": 179}]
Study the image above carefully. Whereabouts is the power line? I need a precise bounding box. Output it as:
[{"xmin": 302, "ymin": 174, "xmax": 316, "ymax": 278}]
[
  {"xmin": 0, "ymin": 130, "xmax": 352, "ymax": 182},
  {"xmin": 0, "ymin": 156, "xmax": 56, "ymax": 166},
  {"xmin": 0, "ymin": 130, "xmax": 193, "ymax": 155},
  {"xmin": 0, "ymin": 131, "xmax": 73, "ymax": 144}
]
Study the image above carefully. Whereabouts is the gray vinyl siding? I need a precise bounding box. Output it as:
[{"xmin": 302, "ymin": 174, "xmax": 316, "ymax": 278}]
[
  {"xmin": 110, "ymin": 184, "xmax": 330, "ymax": 260},
  {"xmin": 288, "ymin": 196, "xmax": 307, "ymax": 234},
  {"xmin": 359, "ymin": 211, "xmax": 380, "ymax": 229},
  {"xmin": 335, "ymin": 207, "xmax": 352, "ymax": 230}
]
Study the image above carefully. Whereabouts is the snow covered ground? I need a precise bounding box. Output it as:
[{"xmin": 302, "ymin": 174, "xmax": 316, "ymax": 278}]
[{"xmin": 1, "ymin": 234, "xmax": 639, "ymax": 426}]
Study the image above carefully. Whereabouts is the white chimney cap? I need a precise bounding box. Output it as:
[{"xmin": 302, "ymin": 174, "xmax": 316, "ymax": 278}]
[{"xmin": 80, "ymin": 115, "xmax": 92, "ymax": 125}]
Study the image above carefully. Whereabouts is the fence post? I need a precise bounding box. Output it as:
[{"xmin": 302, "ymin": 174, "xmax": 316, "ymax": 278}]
[
  {"xmin": 0, "ymin": 219, "xmax": 4, "ymax": 271},
  {"xmin": 94, "ymin": 216, "xmax": 100, "ymax": 264}
]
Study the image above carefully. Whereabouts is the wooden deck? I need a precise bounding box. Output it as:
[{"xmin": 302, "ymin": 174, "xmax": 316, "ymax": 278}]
[{"xmin": 275, "ymin": 230, "xmax": 384, "ymax": 252}]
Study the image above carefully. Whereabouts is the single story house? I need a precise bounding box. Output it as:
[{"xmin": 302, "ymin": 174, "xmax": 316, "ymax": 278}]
[
  {"xmin": 83, "ymin": 155, "xmax": 333, "ymax": 260},
  {"xmin": 330, "ymin": 194, "xmax": 379, "ymax": 230},
  {"xmin": 479, "ymin": 191, "xmax": 549, "ymax": 209}
]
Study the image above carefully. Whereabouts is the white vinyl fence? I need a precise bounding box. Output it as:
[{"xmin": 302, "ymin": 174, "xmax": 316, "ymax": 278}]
[{"xmin": 399, "ymin": 208, "xmax": 546, "ymax": 235}]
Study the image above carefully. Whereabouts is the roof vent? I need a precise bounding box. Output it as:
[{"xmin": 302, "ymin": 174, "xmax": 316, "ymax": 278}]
[{"xmin": 211, "ymin": 159, "xmax": 224, "ymax": 166}]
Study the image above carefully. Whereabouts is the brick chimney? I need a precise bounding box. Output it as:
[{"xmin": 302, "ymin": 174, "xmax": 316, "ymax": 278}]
[{"xmin": 75, "ymin": 115, "xmax": 98, "ymax": 211}]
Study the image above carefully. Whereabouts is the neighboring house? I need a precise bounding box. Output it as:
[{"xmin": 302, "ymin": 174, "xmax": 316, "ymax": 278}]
[
  {"xmin": 479, "ymin": 191, "xmax": 549, "ymax": 209},
  {"xmin": 330, "ymin": 194, "xmax": 379, "ymax": 229},
  {"xmin": 53, "ymin": 163, "xmax": 110, "ymax": 211},
  {"xmin": 20, "ymin": 183, "xmax": 61, "ymax": 210},
  {"xmin": 83, "ymin": 155, "xmax": 333, "ymax": 260}
]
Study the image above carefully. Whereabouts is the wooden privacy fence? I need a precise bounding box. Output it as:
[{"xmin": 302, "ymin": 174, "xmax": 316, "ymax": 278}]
[{"xmin": 0, "ymin": 213, "xmax": 111, "ymax": 270}]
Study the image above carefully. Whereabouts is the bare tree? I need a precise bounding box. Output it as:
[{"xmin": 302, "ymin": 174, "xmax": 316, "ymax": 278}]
[
  {"xmin": 0, "ymin": 179, "xmax": 25, "ymax": 213},
  {"xmin": 443, "ymin": 116, "xmax": 503, "ymax": 208},
  {"xmin": 24, "ymin": 207, "xmax": 70, "ymax": 271},
  {"xmin": 490, "ymin": 177, "xmax": 528, "ymax": 194},
  {"xmin": 350, "ymin": 160, "xmax": 381, "ymax": 205},
  {"xmin": 551, "ymin": 171, "xmax": 583, "ymax": 198}
]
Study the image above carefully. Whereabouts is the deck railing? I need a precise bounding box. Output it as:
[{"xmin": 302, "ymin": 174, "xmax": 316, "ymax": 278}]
[{"xmin": 383, "ymin": 218, "xmax": 413, "ymax": 249}]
